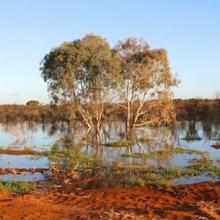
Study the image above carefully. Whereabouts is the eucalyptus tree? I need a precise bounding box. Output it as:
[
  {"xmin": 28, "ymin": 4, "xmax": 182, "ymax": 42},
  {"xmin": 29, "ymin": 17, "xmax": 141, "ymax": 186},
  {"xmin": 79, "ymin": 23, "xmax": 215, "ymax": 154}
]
[
  {"xmin": 40, "ymin": 34, "xmax": 120, "ymax": 140},
  {"xmin": 115, "ymin": 38, "xmax": 179, "ymax": 136},
  {"xmin": 41, "ymin": 35, "xmax": 179, "ymax": 142}
]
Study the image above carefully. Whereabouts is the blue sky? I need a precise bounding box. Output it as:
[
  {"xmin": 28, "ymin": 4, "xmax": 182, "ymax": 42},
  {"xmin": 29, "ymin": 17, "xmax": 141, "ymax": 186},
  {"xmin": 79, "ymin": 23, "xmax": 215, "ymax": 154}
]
[{"xmin": 0, "ymin": 0, "xmax": 219, "ymax": 104}]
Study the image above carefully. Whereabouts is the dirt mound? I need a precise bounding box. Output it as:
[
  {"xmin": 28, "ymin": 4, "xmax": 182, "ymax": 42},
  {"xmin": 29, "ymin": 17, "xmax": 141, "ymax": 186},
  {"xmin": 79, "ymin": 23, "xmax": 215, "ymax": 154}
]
[{"xmin": 0, "ymin": 182, "xmax": 220, "ymax": 219}]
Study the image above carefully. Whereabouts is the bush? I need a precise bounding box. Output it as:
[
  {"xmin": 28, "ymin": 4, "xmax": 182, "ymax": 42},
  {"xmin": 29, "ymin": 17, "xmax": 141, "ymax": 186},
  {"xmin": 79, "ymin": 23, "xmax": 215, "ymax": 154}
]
[{"xmin": 26, "ymin": 100, "xmax": 40, "ymax": 107}]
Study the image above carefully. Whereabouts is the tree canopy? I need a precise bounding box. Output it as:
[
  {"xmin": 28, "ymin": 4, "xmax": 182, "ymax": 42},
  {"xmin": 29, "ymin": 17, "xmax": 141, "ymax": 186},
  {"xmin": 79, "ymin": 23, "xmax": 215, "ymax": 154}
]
[
  {"xmin": 41, "ymin": 34, "xmax": 120, "ymax": 131},
  {"xmin": 41, "ymin": 35, "xmax": 120, "ymax": 104}
]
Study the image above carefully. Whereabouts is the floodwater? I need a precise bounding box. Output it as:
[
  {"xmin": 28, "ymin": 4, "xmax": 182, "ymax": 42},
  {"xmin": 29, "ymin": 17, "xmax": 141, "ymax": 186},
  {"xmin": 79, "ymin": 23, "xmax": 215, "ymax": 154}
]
[{"xmin": 0, "ymin": 121, "xmax": 219, "ymax": 186}]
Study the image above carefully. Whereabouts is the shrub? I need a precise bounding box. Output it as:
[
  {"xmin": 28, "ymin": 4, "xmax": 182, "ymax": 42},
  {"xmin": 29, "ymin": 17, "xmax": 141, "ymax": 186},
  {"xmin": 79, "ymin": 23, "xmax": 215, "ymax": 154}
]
[{"xmin": 26, "ymin": 100, "xmax": 40, "ymax": 107}]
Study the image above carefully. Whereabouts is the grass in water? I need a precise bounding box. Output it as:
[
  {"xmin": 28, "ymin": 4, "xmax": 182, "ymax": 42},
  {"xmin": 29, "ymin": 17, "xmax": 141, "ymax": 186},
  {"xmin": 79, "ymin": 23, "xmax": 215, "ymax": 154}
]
[
  {"xmin": 0, "ymin": 181, "xmax": 36, "ymax": 193},
  {"xmin": 121, "ymin": 147, "xmax": 207, "ymax": 159},
  {"xmin": 32, "ymin": 149, "xmax": 103, "ymax": 170},
  {"xmin": 103, "ymin": 139, "xmax": 134, "ymax": 147},
  {"xmin": 137, "ymin": 137, "xmax": 154, "ymax": 142},
  {"xmin": 185, "ymin": 157, "xmax": 220, "ymax": 177},
  {"xmin": 127, "ymin": 156, "xmax": 220, "ymax": 187},
  {"xmin": 0, "ymin": 146, "xmax": 34, "ymax": 151}
]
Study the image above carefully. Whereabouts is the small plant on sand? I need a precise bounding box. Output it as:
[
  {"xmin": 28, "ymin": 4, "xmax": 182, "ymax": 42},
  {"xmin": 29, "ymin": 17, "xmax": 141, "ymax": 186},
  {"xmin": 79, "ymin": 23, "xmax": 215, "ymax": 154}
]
[
  {"xmin": 0, "ymin": 181, "xmax": 36, "ymax": 193},
  {"xmin": 129, "ymin": 176, "xmax": 146, "ymax": 187},
  {"xmin": 128, "ymin": 173, "xmax": 173, "ymax": 187}
]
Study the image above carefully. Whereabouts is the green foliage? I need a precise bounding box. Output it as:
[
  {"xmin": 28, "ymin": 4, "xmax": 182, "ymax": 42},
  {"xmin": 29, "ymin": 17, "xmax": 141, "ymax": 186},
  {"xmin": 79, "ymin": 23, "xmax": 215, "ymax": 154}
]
[
  {"xmin": 0, "ymin": 181, "xmax": 36, "ymax": 193},
  {"xmin": 126, "ymin": 156, "xmax": 220, "ymax": 187},
  {"xmin": 128, "ymin": 176, "xmax": 146, "ymax": 187},
  {"xmin": 40, "ymin": 34, "xmax": 121, "ymax": 105},
  {"xmin": 186, "ymin": 157, "xmax": 220, "ymax": 177},
  {"xmin": 33, "ymin": 147, "xmax": 102, "ymax": 170},
  {"xmin": 40, "ymin": 34, "xmax": 122, "ymax": 131},
  {"xmin": 128, "ymin": 173, "xmax": 173, "ymax": 187},
  {"xmin": 157, "ymin": 158, "xmax": 220, "ymax": 179}
]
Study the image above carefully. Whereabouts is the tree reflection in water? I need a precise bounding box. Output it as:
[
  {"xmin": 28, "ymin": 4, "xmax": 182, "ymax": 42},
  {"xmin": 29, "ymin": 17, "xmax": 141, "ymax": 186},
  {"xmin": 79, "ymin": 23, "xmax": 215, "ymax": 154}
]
[
  {"xmin": 0, "ymin": 120, "xmax": 220, "ymax": 187},
  {"xmin": 41, "ymin": 120, "xmax": 220, "ymax": 188}
]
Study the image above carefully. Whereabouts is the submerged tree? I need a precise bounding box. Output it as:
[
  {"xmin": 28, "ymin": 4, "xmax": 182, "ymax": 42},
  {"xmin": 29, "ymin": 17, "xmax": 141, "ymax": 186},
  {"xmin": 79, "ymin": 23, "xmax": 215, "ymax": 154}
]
[
  {"xmin": 115, "ymin": 38, "xmax": 179, "ymax": 136},
  {"xmin": 40, "ymin": 34, "xmax": 120, "ymax": 140},
  {"xmin": 41, "ymin": 35, "xmax": 178, "ymax": 142}
]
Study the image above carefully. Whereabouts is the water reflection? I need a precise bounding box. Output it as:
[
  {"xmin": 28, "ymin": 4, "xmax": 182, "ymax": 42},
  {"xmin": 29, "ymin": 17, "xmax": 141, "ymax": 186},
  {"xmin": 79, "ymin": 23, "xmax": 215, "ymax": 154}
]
[
  {"xmin": 0, "ymin": 120, "xmax": 219, "ymax": 186},
  {"xmin": 2, "ymin": 123, "xmax": 35, "ymax": 146},
  {"xmin": 0, "ymin": 122, "xmax": 68, "ymax": 150}
]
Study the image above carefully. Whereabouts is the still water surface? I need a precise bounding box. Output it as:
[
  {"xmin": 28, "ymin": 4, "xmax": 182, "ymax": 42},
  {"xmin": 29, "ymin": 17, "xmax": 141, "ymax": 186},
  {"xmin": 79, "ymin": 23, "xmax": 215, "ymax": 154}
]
[{"xmin": 0, "ymin": 121, "xmax": 219, "ymax": 185}]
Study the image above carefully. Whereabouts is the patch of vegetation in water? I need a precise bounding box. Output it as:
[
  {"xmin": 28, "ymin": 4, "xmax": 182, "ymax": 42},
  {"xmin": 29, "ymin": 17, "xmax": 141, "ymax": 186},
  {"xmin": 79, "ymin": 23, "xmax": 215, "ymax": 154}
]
[
  {"xmin": 121, "ymin": 147, "xmax": 207, "ymax": 159},
  {"xmin": 0, "ymin": 181, "xmax": 36, "ymax": 193},
  {"xmin": 137, "ymin": 137, "xmax": 155, "ymax": 143},
  {"xmin": 126, "ymin": 156, "xmax": 220, "ymax": 187},
  {"xmin": 168, "ymin": 158, "xmax": 219, "ymax": 179},
  {"xmin": 30, "ymin": 142, "xmax": 219, "ymax": 188},
  {"xmin": 59, "ymin": 137, "xmax": 88, "ymax": 148},
  {"xmin": 33, "ymin": 149, "xmax": 103, "ymax": 170},
  {"xmin": 103, "ymin": 139, "xmax": 134, "ymax": 147},
  {"xmin": 185, "ymin": 157, "xmax": 220, "ymax": 178}
]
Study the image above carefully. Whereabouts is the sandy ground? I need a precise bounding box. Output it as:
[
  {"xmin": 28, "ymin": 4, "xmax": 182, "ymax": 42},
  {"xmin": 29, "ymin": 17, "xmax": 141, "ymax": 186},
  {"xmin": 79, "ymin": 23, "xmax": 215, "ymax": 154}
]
[{"xmin": 0, "ymin": 182, "xmax": 220, "ymax": 219}]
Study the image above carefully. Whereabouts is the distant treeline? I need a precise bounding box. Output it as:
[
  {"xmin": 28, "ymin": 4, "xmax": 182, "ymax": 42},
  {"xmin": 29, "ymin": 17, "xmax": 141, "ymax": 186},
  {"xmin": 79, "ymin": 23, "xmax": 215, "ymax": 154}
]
[
  {"xmin": 175, "ymin": 99, "xmax": 220, "ymax": 121},
  {"xmin": 0, "ymin": 99, "xmax": 219, "ymax": 123},
  {"xmin": 0, "ymin": 104, "xmax": 60, "ymax": 123}
]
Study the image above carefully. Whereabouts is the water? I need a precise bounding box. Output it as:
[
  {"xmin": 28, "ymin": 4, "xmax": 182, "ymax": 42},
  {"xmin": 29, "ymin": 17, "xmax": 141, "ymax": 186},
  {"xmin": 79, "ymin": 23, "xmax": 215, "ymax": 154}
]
[
  {"xmin": 0, "ymin": 155, "xmax": 48, "ymax": 168},
  {"xmin": 0, "ymin": 121, "xmax": 219, "ymax": 186},
  {"xmin": 0, "ymin": 122, "xmax": 60, "ymax": 150},
  {"xmin": 0, "ymin": 122, "xmax": 57, "ymax": 181}
]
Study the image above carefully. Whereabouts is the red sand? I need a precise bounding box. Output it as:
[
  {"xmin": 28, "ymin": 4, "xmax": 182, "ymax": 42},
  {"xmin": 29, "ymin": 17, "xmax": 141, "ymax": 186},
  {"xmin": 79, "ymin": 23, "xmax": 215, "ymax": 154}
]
[
  {"xmin": 211, "ymin": 144, "xmax": 220, "ymax": 149},
  {"xmin": 0, "ymin": 149, "xmax": 34, "ymax": 155},
  {"xmin": 0, "ymin": 182, "xmax": 220, "ymax": 219}
]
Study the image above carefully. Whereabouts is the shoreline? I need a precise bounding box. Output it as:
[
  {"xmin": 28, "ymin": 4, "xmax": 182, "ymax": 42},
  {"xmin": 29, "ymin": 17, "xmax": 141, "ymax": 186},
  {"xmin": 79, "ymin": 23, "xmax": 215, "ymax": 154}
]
[{"xmin": 0, "ymin": 181, "xmax": 219, "ymax": 219}]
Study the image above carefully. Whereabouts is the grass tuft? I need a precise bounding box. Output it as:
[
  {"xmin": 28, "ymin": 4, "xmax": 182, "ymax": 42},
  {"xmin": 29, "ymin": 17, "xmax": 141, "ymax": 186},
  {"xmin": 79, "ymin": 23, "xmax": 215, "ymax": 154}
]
[{"xmin": 0, "ymin": 181, "xmax": 36, "ymax": 193}]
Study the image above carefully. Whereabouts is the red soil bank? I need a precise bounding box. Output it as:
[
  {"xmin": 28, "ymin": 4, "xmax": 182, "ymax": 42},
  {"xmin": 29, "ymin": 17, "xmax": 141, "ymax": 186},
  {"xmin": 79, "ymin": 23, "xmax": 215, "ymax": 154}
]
[{"xmin": 0, "ymin": 182, "xmax": 220, "ymax": 219}]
